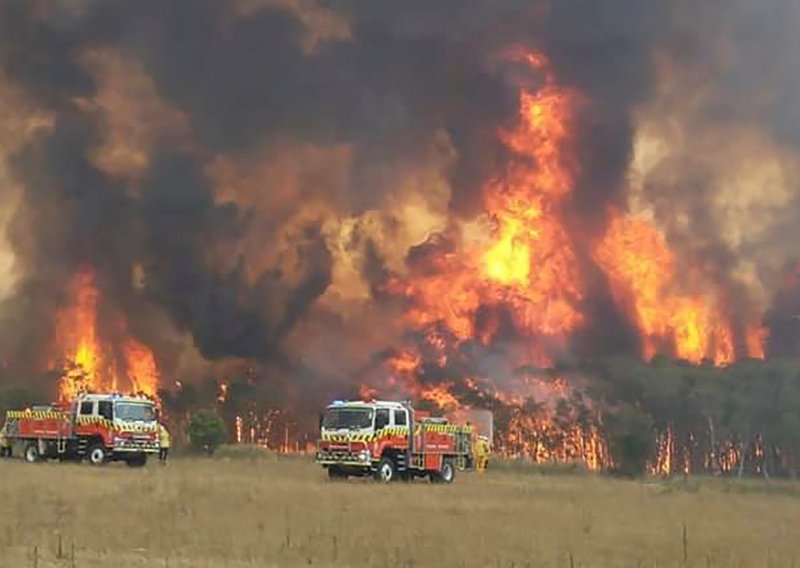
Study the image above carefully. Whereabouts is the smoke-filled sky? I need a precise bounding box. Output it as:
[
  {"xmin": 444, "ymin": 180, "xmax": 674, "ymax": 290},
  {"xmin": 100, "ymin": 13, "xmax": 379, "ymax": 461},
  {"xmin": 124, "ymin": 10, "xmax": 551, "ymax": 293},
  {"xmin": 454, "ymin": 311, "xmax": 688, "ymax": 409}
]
[{"xmin": 1, "ymin": 0, "xmax": 800, "ymax": 398}]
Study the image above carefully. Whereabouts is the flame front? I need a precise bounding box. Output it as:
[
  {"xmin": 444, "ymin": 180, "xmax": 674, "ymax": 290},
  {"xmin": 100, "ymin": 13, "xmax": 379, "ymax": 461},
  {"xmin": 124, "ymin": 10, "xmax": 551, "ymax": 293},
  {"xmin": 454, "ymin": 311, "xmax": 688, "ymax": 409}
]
[
  {"xmin": 482, "ymin": 52, "xmax": 584, "ymax": 339},
  {"xmin": 122, "ymin": 339, "xmax": 159, "ymax": 398},
  {"xmin": 54, "ymin": 267, "xmax": 159, "ymax": 400},
  {"xmin": 369, "ymin": 50, "xmax": 766, "ymax": 471},
  {"xmin": 390, "ymin": 52, "xmax": 584, "ymax": 351},
  {"xmin": 56, "ymin": 269, "xmax": 105, "ymax": 399},
  {"xmin": 593, "ymin": 213, "xmax": 763, "ymax": 364}
]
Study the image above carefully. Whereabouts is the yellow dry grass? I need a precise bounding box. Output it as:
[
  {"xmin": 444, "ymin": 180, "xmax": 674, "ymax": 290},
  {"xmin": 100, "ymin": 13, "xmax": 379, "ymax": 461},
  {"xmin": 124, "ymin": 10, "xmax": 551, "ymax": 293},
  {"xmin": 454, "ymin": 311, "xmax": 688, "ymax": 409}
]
[{"xmin": 0, "ymin": 452, "xmax": 798, "ymax": 567}]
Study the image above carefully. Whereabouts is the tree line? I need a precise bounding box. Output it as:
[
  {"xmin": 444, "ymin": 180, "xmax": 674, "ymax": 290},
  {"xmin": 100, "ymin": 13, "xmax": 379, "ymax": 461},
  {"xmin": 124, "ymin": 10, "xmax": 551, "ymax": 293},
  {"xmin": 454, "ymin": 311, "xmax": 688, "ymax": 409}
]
[
  {"xmin": 579, "ymin": 357, "xmax": 800, "ymax": 477},
  {"xmin": 1, "ymin": 357, "xmax": 799, "ymax": 476}
]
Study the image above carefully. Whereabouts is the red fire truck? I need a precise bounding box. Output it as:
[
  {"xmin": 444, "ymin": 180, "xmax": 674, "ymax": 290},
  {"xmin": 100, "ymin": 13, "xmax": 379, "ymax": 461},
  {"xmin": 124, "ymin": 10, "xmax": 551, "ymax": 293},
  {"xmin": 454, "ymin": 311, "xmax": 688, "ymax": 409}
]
[
  {"xmin": 315, "ymin": 400, "xmax": 474, "ymax": 483},
  {"xmin": 2, "ymin": 393, "xmax": 160, "ymax": 467}
]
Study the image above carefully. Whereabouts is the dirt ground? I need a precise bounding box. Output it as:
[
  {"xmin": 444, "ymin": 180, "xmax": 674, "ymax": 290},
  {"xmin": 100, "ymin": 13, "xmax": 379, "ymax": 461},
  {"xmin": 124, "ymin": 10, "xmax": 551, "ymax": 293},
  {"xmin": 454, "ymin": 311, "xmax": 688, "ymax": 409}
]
[{"xmin": 0, "ymin": 451, "xmax": 798, "ymax": 567}]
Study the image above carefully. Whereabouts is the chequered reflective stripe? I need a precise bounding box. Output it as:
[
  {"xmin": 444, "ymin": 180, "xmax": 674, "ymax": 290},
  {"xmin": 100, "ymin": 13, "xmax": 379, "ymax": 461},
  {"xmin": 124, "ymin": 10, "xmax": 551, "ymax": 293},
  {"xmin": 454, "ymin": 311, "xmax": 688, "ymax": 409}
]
[
  {"xmin": 322, "ymin": 432, "xmax": 377, "ymax": 442},
  {"xmin": 380, "ymin": 427, "xmax": 409, "ymax": 437},
  {"xmin": 114, "ymin": 423, "xmax": 158, "ymax": 434},
  {"xmin": 6, "ymin": 410, "xmax": 64, "ymax": 420},
  {"xmin": 76, "ymin": 416, "xmax": 157, "ymax": 433},
  {"xmin": 421, "ymin": 423, "xmax": 472, "ymax": 433},
  {"xmin": 321, "ymin": 423, "xmax": 472, "ymax": 443},
  {"xmin": 321, "ymin": 427, "xmax": 409, "ymax": 443},
  {"xmin": 76, "ymin": 416, "xmax": 113, "ymax": 427},
  {"xmin": 5, "ymin": 411, "xmax": 156, "ymax": 436},
  {"xmin": 321, "ymin": 433, "xmax": 373, "ymax": 442}
]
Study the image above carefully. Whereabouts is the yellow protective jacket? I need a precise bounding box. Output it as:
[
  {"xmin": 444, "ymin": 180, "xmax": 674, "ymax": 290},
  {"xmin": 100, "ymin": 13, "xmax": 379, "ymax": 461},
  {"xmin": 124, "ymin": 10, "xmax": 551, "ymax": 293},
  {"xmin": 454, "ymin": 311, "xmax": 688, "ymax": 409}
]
[{"xmin": 159, "ymin": 424, "xmax": 171, "ymax": 448}]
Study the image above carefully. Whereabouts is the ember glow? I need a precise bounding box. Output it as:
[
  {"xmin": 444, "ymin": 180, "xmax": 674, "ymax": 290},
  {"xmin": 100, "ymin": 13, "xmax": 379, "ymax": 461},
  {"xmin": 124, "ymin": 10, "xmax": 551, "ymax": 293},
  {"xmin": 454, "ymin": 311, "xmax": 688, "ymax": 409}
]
[{"xmin": 54, "ymin": 268, "xmax": 159, "ymax": 400}]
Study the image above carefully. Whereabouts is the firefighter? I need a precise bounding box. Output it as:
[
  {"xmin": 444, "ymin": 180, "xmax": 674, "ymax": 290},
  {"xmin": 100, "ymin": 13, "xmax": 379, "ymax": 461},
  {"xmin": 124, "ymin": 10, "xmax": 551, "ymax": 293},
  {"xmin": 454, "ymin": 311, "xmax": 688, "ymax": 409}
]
[
  {"xmin": 475, "ymin": 435, "xmax": 490, "ymax": 473},
  {"xmin": 0, "ymin": 424, "xmax": 11, "ymax": 458},
  {"xmin": 158, "ymin": 422, "xmax": 171, "ymax": 464}
]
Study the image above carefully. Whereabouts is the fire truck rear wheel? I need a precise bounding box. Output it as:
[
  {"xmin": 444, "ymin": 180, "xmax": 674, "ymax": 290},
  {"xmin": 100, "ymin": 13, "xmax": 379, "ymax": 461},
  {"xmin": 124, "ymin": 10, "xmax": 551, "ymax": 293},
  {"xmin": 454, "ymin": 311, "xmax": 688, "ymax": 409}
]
[
  {"xmin": 440, "ymin": 459, "xmax": 455, "ymax": 484},
  {"xmin": 87, "ymin": 444, "xmax": 108, "ymax": 466},
  {"xmin": 24, "ymin": 443, "xmax": 40, "ymax": 463},
  {"xmin": 375, "ymin": 457, "xmax": 397, "ymax": 483},
  {"xmin": 430, "ymin": 459, "xmax": 455, "ymax": 484}
]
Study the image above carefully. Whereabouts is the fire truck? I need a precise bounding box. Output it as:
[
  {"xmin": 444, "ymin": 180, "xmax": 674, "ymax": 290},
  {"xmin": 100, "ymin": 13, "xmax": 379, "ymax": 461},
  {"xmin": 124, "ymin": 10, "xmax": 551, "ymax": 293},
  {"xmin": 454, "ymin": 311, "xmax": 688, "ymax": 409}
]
[
  {"xmin": 315, "ymin": 400, "xmax": 474, "ymax": 483},
  {"xmin": 2, "ymin": 393, "xmax": 160, "ymax": 467}
]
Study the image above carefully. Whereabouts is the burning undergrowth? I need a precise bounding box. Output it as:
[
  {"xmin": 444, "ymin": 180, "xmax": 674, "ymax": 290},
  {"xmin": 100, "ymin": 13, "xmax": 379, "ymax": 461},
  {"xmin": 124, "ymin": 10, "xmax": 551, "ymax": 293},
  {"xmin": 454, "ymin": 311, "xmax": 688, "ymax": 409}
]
[{"xmin": 1, "ymin": 1, "xmax": 800, "ymax": 473}]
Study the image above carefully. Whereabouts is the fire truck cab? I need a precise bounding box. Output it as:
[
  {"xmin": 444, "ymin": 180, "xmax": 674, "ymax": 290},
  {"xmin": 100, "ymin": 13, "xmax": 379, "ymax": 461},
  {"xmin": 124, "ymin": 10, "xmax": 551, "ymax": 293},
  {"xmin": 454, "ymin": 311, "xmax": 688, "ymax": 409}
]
[
  {"xmin": 315, "ymin": 400, "xmax": 473, "ymax": 483},
  {"xmin": 3, "ymin": 393, "xmax": 160, "ymax": 467}
]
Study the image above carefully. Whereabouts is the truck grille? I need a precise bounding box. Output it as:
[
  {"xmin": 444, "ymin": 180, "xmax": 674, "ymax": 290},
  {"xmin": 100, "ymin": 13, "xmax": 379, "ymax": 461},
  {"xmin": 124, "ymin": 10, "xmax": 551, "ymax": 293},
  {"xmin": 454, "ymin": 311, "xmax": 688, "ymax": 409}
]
[{"xmin": 114, "ymin": 439, "xmax": 159, "ymax": 452}]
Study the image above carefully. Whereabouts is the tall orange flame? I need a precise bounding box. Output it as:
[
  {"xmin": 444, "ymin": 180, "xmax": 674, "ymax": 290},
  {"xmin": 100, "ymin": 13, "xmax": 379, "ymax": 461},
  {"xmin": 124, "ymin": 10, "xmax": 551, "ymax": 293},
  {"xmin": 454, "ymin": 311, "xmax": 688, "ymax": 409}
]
[
  {"xmin": 389, "ymin": 52, "xmax": 584, "ymax": 352},
  {"xmin": 56, "ymin": 269, "xmax": 105, "ymax": 399},
  {"xmin": 593, "ymin": 213, "xmax": 763, "ymax": 364},
  {"xmin": 54, "ymin": 267, "xmax": 159, "ymax": 400},
  {"xmin": 371, "ymin": 48, "xmax": 768, "ymax": 471}
]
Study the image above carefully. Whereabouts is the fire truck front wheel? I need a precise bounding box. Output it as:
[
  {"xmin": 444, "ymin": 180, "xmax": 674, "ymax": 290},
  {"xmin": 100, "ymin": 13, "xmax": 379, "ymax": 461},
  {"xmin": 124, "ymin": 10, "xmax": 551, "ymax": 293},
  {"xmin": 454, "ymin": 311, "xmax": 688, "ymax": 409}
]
[
  {"xmin": 87, "ymin": 444, "xmax": 108, "ymax": 466},
  {"xmin": 375, "ymin": 457, "xmax": 397, "ymax": 483},
  {"xmin": 23, "ymin": 443, "xmax": 40, "ymax": 463}
]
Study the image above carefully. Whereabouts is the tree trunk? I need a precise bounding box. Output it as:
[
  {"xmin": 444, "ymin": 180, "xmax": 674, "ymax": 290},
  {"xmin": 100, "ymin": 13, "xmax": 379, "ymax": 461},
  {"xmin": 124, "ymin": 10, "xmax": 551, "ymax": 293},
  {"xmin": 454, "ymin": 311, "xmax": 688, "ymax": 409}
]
[
  {"xmin": 737, "ymin": 441, "xmax": 747, "ymax": 479},
  {"xmin": 707, "ymin": 416, "xmax": 718, "ymax": 476}
]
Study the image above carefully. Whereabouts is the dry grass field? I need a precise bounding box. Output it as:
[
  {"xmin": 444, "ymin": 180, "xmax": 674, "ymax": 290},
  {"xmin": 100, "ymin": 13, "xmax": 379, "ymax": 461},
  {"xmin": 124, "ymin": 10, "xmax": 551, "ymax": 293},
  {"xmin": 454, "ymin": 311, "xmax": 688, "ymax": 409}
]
[{"xmin": 0, "ymin": 450, "xmax": 798, "ymax": 568}]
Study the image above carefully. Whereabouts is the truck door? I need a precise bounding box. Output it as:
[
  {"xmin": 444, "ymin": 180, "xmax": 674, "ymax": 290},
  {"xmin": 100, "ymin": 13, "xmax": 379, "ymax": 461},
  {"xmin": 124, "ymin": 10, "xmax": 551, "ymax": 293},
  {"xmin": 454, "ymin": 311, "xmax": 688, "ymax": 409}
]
[
  {"xmin": 393, "ymin": 409, "xmax": 408, "ymax": 444},
  {"xmin": 392, "ymin": 409, "xmax": 407, "ymax": 428},
  {"xmin": 98, "ymin": 401, "xmax": 113, "ymax": 421},
  {"xmin": 375, "ymin": 408, "xmax": 390, "ymax": 431},
  {"xmin": 79, "ymin": 401, "xmax": 95, "ymax": 418}
]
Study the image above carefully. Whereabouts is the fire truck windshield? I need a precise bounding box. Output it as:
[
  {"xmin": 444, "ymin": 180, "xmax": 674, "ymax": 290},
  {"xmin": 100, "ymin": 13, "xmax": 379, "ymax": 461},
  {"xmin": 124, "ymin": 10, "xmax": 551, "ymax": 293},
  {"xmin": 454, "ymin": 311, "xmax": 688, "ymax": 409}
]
[
  {"xmin": 322, "ymin": 407, "xmax": 374, "ymax": 430},
  {"xmin": 115, "ymin": 402, "xmax": 156, "ymax": 422}
]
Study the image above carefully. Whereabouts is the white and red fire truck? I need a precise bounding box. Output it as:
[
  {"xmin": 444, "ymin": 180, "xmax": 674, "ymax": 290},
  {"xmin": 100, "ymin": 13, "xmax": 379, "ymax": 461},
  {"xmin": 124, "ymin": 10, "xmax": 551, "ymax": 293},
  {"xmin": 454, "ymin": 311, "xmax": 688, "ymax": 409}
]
[
  {"xmin": 315, "ymin": 400, "xmax": 474, "ymax": 483},
  {"xmin": 2, "ymin": 393, "xmax": 160, "ymax": 467}
]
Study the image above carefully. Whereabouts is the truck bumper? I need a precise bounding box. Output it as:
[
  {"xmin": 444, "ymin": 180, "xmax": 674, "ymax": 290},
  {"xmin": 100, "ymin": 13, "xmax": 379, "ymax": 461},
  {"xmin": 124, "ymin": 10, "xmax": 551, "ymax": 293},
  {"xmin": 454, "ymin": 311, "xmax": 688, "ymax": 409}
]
[
  {"xmin": 316, "ymin": 449, "xmax": 372, "ymax": 468},
  {"xmin": 113, "ymin": 440, "xmax": 160, "ymax": 453}
]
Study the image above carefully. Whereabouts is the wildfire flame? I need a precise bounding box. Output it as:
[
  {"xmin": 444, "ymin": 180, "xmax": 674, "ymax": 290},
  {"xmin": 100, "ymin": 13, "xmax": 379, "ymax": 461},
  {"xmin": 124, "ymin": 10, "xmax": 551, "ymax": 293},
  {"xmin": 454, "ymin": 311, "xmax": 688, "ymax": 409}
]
[
  {"xmin": 593, "ymin": 213, "xmax": 763, "ymax": 364},
  {"xmin": 56, "ymin": 269, "xmax": 104, "ymax": 399},
  {"xmin": 54, "ymin": 267, "xmax": 160, "ymax": 400},
  {"xmin": 367, "ymin": 49, "xmax": 766, "ymax": 471},
  {"xmin": 387, "ymin": 51, "xmax": 583, "ymax": 354}
]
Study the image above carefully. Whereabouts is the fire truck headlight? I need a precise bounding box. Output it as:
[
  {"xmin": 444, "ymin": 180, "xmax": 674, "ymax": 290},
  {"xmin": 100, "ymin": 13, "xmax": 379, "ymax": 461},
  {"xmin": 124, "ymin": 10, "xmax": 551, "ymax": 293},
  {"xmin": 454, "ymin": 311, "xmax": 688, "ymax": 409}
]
[{"xmin": 358, "ymin": 450, "xmax": 370, "ymax": 462}]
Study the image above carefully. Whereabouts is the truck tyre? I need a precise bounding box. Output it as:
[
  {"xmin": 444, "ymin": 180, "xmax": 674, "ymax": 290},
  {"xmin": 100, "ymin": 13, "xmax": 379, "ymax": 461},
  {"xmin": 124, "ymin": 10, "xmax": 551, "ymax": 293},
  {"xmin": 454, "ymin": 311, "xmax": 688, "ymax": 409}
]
[
  {"xmin": 24, "ymin": 442, "xmax": 40, "ymax": 463},
  {"xmin": 375, "ymin": 457, "xmax": 397, "ymax": 483},
  {"xmin": 440, "ymin": 459, "xmax": 456, "ymax": 484},
  {"xmin": 87, "ymin": 444, "xmax": 108, "ymax": 466},
  {"xmin": 430, "ymin": 459, "xmax": 456, "ymax": 484},
  {"xmin": 126, "ymin": 454, "xmax": 147, "ymax": 468}
]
